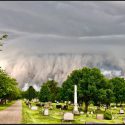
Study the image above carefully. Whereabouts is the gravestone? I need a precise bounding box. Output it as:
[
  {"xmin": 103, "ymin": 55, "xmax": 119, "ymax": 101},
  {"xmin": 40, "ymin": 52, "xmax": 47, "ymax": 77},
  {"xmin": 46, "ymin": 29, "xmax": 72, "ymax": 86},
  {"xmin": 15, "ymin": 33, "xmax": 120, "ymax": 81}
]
[
  {"xmin": 63, "ymin": 112, "xmax": 74, "ymax": 121},
  {"xmin": 91, "ymin": 111, "xmax": 93, "ymax": 114},
  {"xmin": 44, "ymin": 103, "xmax": 50, "ymax": 109},
  {"xmin": 120, "ymin": 109, "xmax": 124, "ymax": 114},
  {"xmin": 68, "ymin": 101, "xmax": 71, "ymax": 105},
  {"xmin": 80, "ymin": 111, "xmax": 84, "ymax": 115},
  {"xmin": 96, "ymin": 114, "xmax": 104, "ymax": 120},
  {"xmin": 31, "ymin": 106, "xmax": 38, "ymax": 110},
  {"xmin": 44, "ymin": 108, "xmax": 49, "ymax": 116}
]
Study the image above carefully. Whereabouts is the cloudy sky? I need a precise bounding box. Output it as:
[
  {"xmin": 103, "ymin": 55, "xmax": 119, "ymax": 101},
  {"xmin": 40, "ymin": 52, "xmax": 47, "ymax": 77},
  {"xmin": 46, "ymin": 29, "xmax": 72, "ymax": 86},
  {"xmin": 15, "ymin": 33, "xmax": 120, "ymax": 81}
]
[{"xmin": 0, "ymin": 1, "xmax": 125, "ymax": 88}]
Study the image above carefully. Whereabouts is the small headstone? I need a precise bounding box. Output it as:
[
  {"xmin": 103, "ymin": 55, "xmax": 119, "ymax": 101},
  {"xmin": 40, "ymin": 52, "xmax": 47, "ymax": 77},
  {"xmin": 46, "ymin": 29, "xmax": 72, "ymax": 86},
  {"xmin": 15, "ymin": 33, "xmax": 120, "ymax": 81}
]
[
  {"xmin": 80, "ymin": 111, "xmax": 84, "ymax": 115},
  {"xmin": 96, "ymin": 114, "xmax": 104, "ymax": 120},
  {"xmin": 120, "ymin": 109, "xmax": 124, "ymax": 114},
  {"xmin": 31, "ymin": 106, "xmax": 38, "ymax": 110},
  {"xmin": 68, "ymin": 101, "xmax": 71, "ymax": 105},
  {"xmin": 44, "ymin": 108, "xmax": 49, "ymax": 116},
  {"xmin": 63, "ymin": 112, "xmax": 74, "ymax": 121},
  {"xmin": 87, "ymin": 112, "xmax": 89, "ymax": 114},
  {"xmin": 91, "ymin": 111, "xmax": 93, "ymax": 114}
]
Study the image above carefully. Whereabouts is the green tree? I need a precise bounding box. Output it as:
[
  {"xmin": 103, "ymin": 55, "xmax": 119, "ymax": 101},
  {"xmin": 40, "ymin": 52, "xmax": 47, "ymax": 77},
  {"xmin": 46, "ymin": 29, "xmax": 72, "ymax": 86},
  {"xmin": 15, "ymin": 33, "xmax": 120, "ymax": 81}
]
[
  {"xmin": 39, "ymin": 84, "xmax": 51, "ymax": 102},
  {"xmin": 93, "ymin": 78, "xmax": 114, "ymax": 109},
  {"xmin": 61, "ymin": 69, "xmax": 82, "ymax": 102},
  {"xmin": 0, "ymin": 68, "xmax": 20, "ymax": 103},
  {"xmin": 26, "ymin": 86, "xmax": 37, "ymax": 101},
  {"xmin": 39, "ymin": 80, "xmax": 60, "ymax": 102},
  {"xmin": 61, "ymin": 67, "xmax": 106, "ymax": 113},
  {"xmin": 110, "ymin": 77, "xmax": 125, "ymax": 106}
]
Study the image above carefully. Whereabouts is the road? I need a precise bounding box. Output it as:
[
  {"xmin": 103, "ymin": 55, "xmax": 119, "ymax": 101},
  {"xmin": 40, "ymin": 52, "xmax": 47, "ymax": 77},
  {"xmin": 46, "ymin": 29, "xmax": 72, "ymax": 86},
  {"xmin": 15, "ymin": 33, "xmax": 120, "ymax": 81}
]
[{"xmin": 0, "ymin": 100, "xmax": 22, "ymax": 124}]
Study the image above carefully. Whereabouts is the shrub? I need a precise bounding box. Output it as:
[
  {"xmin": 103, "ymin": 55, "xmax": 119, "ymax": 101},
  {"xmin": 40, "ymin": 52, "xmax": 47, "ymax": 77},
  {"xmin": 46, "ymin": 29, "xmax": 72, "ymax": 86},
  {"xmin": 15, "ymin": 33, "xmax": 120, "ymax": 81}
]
[{"xmin": 104, "ymin": 110, "xmax": 112, "ymax": 120}]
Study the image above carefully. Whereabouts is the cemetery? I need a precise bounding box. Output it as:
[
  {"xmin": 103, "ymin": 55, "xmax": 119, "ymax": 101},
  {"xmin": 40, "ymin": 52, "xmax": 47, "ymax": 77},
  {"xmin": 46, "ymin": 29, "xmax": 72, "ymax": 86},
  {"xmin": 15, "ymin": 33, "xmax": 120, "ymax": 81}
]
[
  {"xmin": 22, "ymin": 99, "xmax": 125, "ymax": 124},
  {"xmin": 1, "ymin": 66, "xmax": 125, "ymax": 124},
  {"xmin": 21, "ymin": 85, "xmax": 125, "ymax": 124}
]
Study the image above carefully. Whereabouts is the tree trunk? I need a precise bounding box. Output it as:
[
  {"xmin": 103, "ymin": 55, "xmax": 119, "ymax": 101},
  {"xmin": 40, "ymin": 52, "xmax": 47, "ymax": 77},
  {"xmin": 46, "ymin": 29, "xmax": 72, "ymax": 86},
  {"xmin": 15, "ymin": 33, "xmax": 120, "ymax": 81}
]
[
  {"xmin": 84, "ymin": 101, "xmax": 89, "ymax": 113},
  {"xmin": 4, "ymin": 99, "xmax": 6, "ymax": 104}
]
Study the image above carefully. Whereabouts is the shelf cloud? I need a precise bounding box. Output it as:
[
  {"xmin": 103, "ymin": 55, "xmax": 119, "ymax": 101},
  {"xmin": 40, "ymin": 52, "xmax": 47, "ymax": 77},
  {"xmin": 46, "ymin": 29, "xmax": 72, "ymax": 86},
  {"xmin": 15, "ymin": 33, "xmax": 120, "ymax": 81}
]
[{"xmin": 0, "ymin": 1, "xmax": 125, "ymax": 88}]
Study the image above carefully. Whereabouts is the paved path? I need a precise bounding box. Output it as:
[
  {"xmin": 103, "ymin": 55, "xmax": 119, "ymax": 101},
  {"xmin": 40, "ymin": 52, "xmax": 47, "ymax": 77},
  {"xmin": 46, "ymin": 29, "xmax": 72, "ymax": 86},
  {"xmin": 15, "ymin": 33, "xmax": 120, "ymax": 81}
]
[{"xmin": 0, "ymin": 100, "xmax": 22, "ymax": 124}]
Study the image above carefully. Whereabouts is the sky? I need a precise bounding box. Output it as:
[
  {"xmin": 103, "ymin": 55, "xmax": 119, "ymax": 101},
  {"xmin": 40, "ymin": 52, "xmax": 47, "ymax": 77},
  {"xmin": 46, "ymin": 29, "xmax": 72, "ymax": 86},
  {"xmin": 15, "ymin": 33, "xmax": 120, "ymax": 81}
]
[{"xmin": 0, "ymin": 1, "xmax": 125, "ymax": 89}]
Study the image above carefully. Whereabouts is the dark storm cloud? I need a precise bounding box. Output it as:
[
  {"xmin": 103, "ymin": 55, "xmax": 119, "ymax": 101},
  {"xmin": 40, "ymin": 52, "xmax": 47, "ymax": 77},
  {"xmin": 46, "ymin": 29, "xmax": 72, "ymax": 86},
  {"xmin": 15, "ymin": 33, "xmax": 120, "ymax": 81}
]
[{"xmin": 0, "ymin": 1, "xmax": 125, "ymax": 87}]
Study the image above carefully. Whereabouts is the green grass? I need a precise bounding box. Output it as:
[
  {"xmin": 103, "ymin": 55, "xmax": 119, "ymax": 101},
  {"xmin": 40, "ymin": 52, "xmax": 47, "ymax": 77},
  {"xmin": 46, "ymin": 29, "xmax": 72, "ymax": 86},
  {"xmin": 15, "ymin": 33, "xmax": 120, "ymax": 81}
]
[
  {"xmin": 22, "ymin": 101, "xmax": 125, "ymax": 124},
  {"xmin": 0, "ymin": 101, "xmax": 15, "ymax": 111},
  {"xmin": 22, "ymin": 101, "xmax": 61, "ymax": 124}
]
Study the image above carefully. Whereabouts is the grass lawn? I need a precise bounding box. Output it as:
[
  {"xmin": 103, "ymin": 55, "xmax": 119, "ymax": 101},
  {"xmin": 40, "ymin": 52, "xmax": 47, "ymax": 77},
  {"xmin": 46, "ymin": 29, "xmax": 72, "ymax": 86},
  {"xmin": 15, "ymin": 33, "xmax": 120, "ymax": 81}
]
[
  {"xmin": 22, "ymin": 101, "xmax": 125, "ymax": 124},
  {"xmin": 0, "ymin": 101, "xmax": 15, "ymax": 111}
]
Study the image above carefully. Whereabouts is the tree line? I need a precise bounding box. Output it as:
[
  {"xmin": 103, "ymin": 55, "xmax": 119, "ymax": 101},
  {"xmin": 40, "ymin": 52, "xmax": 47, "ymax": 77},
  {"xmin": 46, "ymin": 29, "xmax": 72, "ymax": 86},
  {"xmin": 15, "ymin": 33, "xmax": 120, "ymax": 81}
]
[{"xmin": 22, "ymin": 67, "xmax": 125, "ymax": 113}]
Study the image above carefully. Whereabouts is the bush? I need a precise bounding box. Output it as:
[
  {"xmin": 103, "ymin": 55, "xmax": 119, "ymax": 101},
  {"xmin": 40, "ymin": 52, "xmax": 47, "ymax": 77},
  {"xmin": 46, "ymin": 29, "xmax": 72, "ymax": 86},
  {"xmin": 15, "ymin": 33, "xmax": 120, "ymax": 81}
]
[{"xmin": 104, "ymin": 110, "xmax": 112, "ymax": 120}]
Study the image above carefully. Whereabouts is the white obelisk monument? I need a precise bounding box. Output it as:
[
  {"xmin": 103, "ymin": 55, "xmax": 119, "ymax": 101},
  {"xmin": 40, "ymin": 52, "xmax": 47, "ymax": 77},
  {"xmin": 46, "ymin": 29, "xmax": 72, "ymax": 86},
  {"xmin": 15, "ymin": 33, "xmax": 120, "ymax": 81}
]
[{"xmin": 73, "ymin": 85, "xmax": 79, "ymax": 114}]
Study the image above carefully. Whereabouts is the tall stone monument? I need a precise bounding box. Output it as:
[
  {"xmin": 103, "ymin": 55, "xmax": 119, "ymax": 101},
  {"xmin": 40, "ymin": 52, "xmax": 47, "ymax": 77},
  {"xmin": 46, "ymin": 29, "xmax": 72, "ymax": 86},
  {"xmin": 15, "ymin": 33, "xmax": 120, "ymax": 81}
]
[{"xmin": 73, "ymin": 85, "xmax": 79, "ymax": 115}]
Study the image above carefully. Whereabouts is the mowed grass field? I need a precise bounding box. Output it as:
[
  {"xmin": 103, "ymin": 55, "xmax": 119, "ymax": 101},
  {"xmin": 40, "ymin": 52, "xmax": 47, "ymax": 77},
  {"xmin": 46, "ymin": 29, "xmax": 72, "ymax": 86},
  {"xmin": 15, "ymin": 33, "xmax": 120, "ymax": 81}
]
[{"xmin": 22, "ymin": 101, "xmax": 125, "ymax": 124}]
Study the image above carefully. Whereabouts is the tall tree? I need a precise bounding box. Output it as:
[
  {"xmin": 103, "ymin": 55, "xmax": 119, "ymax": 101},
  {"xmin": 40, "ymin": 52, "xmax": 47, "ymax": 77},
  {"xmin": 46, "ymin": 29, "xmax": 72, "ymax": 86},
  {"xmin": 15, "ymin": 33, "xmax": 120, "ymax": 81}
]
[
  {"xmin": 93, "ymin": 78, "xmax": 114, "ymax": 109},
  {"xmin": 26, "ymin": 86, "xmax": 37, "ymax": 101},
  {"xmin": 0, "ymin": 68, "xmax": 20, "ymax": 103},
  {"xmin": 110, "ymin": 77, "xmax": 125, "ymax": 106},
  {"xmin": 39, "ymin": 84, "xmax": 51, "ymax": 102},
  {"xmin": 39, "ymin": 80, "xmax": 59, "ymax": 102},
  {"xmin": 61, "ymin": 67, "xmax": 106, "ymax": 113}
]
